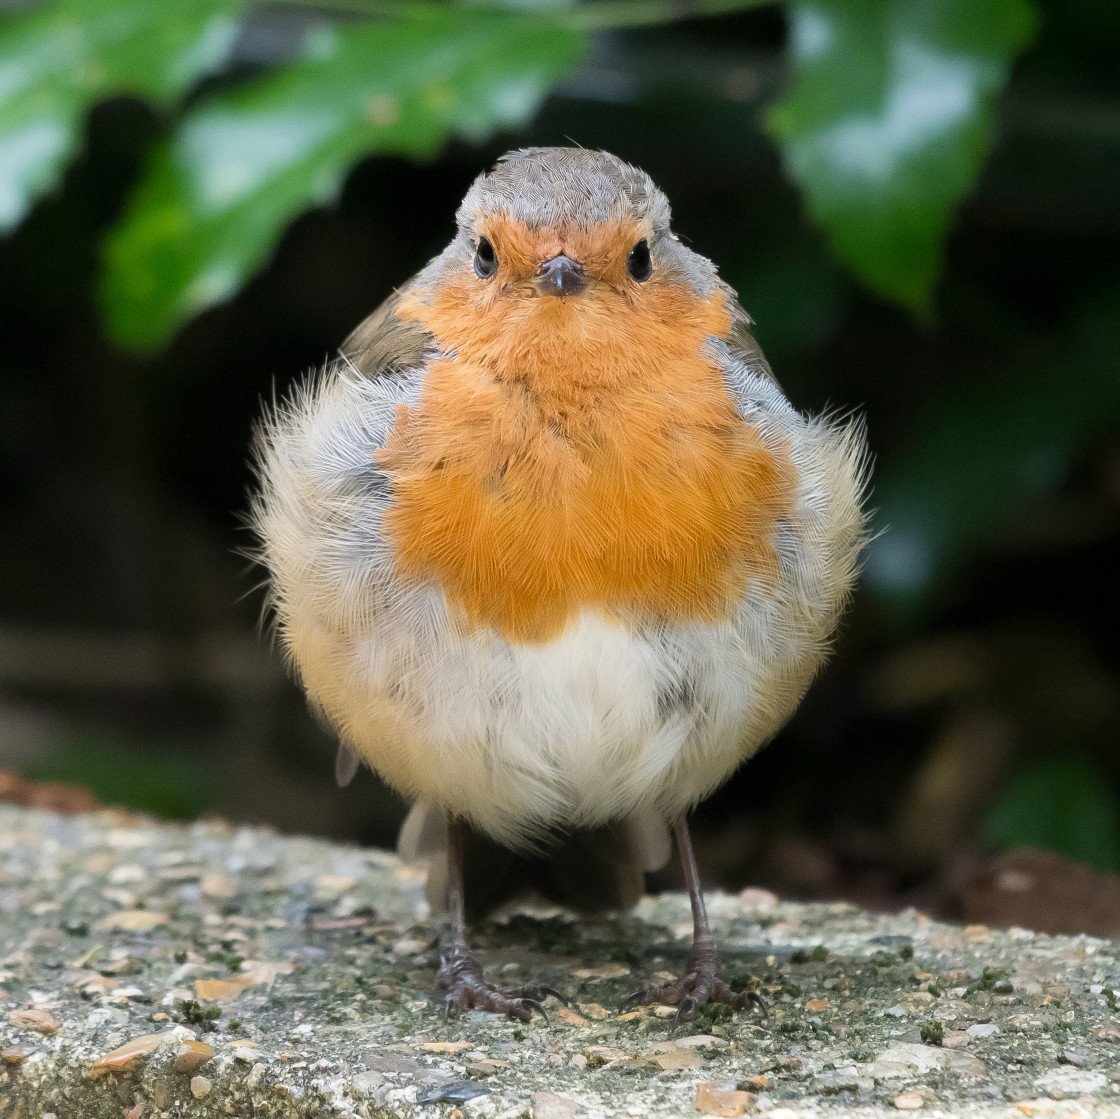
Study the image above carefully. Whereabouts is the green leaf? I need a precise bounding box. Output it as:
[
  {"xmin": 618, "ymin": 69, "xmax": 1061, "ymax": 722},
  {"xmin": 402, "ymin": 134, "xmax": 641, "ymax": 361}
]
[
  {"xmin": 987, "ymin": 757, "xmax": 1119, "ymax": 873},
  {"xmin": 768, "ymin": 0, "xmax": 1036, "ymax": 311},
  {"xmin": 100, "ymin": 8, "xmax": 584, "ymax": 352},
  {"xmin": 864, "ymin": 289, "xmax": 1120, "ymax": 612},
  {"xmin": 27, "ymin": 732, "xmax": 216, "ymax": 820},
  {"xmin": 0, "ymin": 0, "xmax": 240, "ymax": 232}
]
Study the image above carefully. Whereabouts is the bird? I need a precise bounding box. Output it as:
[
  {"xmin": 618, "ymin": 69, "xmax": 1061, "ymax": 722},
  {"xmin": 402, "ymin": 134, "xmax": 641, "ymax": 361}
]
[{"xmin": 251, "ymin": 147, "xmax": 868, "ymax": 1025}]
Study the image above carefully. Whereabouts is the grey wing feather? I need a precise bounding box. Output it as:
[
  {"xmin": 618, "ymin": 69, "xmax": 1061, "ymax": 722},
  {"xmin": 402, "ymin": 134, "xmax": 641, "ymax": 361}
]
[
  {"xmin": 624, "ymin": 809, "xmax": 672, "ymax": 874},
  {"xmin": 398, "ymin": 803, "xmax": 451, "ymax": 911},
  {"xmin": 341, "ymin": 287, "xmax": 434, "ymax": 381},
  {"xmin": 335, "ymin": 743, "xmax": 361, "ymax": 788}
]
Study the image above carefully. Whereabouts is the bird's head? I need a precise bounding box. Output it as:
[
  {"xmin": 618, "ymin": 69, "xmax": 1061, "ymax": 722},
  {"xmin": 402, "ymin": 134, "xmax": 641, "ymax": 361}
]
[{"xmin": 399, "ymin": 148, "xmax": 725, "ymax": 390}]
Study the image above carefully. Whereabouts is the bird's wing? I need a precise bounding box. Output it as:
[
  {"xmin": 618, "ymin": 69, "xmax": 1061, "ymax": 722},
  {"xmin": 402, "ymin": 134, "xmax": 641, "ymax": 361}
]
[
  {"xmin": 315, "ymin": 291, "xmax": 431, "ymax": 793},
  {"xmin": 340, "ymin": 286, "xmax": 434, "ymax": 380},
  {"xmin": 326, "ymin": 290, "xmax": 433, "ymax": 791}
]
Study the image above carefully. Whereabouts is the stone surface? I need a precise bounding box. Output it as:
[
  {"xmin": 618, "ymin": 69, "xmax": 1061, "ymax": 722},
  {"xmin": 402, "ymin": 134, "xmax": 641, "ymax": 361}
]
[{"xmin": 4, "ymin": 804, "xmax": 1120, "ymax": 1117}]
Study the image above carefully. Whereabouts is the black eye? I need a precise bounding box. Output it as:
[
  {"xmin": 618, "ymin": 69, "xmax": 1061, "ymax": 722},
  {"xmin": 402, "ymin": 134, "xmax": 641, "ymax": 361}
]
[
  {"xmin": 627, "ymin": 238, "xmax": 651, "ymax": 282},
  {"xmin": 474, "ymin": 236, "xmax": 498, "ymax": 278}
]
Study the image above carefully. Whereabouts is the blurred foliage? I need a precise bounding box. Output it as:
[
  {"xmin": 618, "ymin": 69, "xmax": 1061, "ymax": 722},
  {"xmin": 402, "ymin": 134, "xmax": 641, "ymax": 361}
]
[
  {"xmin": 987, "ymin": 757, "xmax": 1119, "ymax": 873},
  {"xmin": 1, "ymin": 0, "xmax": 1039, "ymax": 349},
  {"xmin": 25, "ymin": 733, "xmax": 216, "ymax": 820},
  {"xmin": 865, "ymin": 287, "xmax": 1120, "ymax": 615},
  {"xmin": 768, "ymin": 0, "xmax": 1035, "ymax": 312},
  {"xmin": 0, "ymin": 0, "xmax": 238, "ymax": 232},
  {"xmin": 101, "ymin": 8, "xmax": 582, "ymax": 349}
]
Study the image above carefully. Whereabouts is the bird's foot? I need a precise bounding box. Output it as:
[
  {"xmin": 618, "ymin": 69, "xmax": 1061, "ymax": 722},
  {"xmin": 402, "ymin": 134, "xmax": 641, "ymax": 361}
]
[
  {"xmin": 437, "ymin": 943, "xmax": 564, "ymax": 1023},
  {"xmin": 621, "ymin": 938, "xmax": 766, "ymax": 1026}
]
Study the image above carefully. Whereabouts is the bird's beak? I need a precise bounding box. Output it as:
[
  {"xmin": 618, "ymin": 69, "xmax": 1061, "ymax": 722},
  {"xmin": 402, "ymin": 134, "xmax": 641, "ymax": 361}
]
[{"xmin": 533, "ymin": 254, "xmax": 587, "ymax": 297}]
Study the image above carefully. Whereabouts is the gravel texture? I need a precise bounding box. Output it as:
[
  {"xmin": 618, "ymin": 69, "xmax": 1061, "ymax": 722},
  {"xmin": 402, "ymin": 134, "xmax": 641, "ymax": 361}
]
[{"xmin": 4, "ymin": 803, "xmax": 1120, "ymax": 1118}]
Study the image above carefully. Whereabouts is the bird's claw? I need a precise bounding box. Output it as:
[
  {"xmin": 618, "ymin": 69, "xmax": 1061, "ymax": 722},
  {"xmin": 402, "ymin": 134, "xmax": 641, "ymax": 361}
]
[
  {"xmin": 437, "ymin": 944, "xmax": 560, "ymax": 1025},
  {"xmin": 673, "ymin": 996, "xmax": 698, "ymax": 1029},
  {"xmin": 619, "ymin": 940, "xmax": 767, "ymax": 1025},
  {"xmin": 741, "ymin": 990, "xmax": 768, "ymax": 1018},
  {"xmin": 620, "ymin": 988, "xmax": 651, "ymax": 1011},
  {"xmin": 519, "ymin": 998, "xmax": 549, "ymax": 1024},
  {"xmin": 535, "ymin": 984, "xmax": 569, "ymax": 1007}
]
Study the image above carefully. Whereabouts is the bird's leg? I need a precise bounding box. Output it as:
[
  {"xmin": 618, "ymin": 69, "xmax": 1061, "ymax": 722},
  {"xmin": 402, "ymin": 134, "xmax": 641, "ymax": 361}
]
[
  {"xmin": 435, "ymin": 816, "xmax": 563, "ymax": 1023},
  {"xmin": 622, "ymin": 814, "xmax": 765, "ymax": 1025}
]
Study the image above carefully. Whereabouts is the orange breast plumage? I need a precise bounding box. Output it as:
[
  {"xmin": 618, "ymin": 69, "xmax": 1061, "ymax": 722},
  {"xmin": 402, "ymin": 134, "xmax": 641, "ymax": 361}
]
[{"xmin": 376, "ymin": 219, "xmax": 797, "ymax": 645}]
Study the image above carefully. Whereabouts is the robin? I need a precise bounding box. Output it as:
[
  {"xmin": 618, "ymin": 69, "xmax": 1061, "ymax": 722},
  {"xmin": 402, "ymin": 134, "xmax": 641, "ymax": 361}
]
[{"xmin": 252, "ymin": 147, "xmax": 868, "ymax": 1024}]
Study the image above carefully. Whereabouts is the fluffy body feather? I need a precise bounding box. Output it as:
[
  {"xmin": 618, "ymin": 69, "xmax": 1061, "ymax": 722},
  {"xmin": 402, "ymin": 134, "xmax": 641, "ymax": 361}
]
[{"xmin": 251, "ymin": 148, "xmax": 868, "ymax": 854}]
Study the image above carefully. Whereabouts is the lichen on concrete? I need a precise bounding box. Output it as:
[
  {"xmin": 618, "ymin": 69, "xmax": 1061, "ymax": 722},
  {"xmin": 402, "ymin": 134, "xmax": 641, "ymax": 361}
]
[{"xmin": 3, "ymin": 803, "xmax": 1120, "ymax": 1118}]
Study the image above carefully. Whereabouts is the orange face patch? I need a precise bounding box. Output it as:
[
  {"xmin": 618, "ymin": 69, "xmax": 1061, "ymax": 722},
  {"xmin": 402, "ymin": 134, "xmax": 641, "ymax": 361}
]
[{"xmin": 377, "ymin": 217, "xmax": 795, "ymax": 644}]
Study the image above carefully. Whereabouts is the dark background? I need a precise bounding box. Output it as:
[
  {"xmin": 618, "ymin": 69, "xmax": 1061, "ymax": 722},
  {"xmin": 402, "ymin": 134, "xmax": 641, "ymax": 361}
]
[{"xmin": 2, "ymin": 1, "xmax": 1119, "ymax": 933}]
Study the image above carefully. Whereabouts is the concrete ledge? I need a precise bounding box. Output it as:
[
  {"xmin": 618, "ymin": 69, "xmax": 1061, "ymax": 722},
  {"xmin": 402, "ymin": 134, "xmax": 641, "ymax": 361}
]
[{"xmin": 3, "ymin": 804, "xmax": 1120, "ymax": 1118}]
